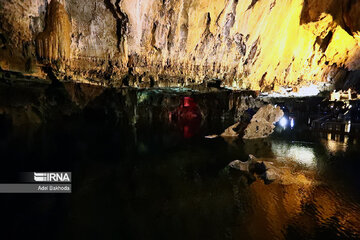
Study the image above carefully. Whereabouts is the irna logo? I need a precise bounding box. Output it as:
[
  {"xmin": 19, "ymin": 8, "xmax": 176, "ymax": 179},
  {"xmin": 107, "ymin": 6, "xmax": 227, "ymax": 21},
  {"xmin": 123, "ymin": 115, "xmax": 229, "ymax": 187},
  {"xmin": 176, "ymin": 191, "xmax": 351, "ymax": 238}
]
[{"xmin": 34, "ymin": 172, "xmax": 71, "ymax": 182}]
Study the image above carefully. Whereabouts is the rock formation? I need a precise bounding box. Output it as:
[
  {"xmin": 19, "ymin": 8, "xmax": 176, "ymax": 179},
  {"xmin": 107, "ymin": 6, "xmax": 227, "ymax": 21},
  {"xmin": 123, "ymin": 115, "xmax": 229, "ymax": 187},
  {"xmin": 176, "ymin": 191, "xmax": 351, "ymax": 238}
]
[
  {"xmin": 243, "ymin": 104, "xmax": 284, "ymax": 139},
  {"xmin": 228, "ymin": 154, "xmax": 286, "ymax": 183},
  {"xmin": 220, "ymin": 122, "xmax": 240, "ymax": 138},
  {"xmin": 36, "ymin": 0, "xmax": 71, "ymax": 64},
  {"xmin": 1, "ymin": 0, "xmax": 360, "ymax": 90}
]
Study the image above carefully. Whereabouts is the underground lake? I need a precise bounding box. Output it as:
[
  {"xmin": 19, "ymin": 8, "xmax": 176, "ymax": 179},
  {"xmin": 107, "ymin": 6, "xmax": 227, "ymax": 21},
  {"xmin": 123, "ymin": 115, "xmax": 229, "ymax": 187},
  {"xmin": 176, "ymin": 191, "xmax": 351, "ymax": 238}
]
[{"xmin": 0, "ymin": 81, "xmax": 359, "ymax": 239}]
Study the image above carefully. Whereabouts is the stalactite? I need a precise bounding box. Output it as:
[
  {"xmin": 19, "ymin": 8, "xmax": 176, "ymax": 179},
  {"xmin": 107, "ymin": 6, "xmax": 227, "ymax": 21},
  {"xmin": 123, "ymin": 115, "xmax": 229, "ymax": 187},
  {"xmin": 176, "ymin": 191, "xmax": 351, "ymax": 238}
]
[{"xmin": 36, "ymin": 0, "xmax": 71, "ymax": 62}]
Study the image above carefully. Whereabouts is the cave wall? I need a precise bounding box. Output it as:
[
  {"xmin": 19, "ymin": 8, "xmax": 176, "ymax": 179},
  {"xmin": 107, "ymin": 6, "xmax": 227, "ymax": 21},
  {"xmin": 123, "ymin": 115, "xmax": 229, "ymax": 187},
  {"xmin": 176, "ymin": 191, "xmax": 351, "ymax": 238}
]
[{"xmin": 1, "ymin": 0, "xmax": 360, "ymax": 91}]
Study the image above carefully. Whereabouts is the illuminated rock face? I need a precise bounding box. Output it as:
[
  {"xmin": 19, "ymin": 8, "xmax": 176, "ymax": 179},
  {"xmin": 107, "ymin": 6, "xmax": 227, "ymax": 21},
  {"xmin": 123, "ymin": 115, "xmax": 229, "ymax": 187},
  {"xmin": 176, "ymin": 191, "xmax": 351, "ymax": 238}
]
[
  {"xmin": 1, "ymin": 0, "xmax": 360, "ymax": 90},
  {"xmin": 243, "ymin": 104, "xmax": 284, "ymax": 139},
  {"xmin": 36, "ymin": 0, "xmax": 71, "ymax": 63}
]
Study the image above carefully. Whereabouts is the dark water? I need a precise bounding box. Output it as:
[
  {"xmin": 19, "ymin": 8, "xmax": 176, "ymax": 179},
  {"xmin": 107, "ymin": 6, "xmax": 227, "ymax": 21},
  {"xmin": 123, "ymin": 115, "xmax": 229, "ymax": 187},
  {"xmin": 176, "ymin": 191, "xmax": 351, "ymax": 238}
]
[{"xmin": 0, "ymin": 84, "xmax": 360, "ymax": 240}]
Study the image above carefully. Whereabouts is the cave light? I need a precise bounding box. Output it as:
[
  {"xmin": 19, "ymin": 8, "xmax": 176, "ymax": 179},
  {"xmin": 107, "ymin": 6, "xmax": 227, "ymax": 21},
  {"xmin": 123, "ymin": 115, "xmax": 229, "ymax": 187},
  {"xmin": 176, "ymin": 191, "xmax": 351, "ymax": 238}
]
[{"xmin": 279, "ymin": 117, "xmax": 288, "ymax": 128}]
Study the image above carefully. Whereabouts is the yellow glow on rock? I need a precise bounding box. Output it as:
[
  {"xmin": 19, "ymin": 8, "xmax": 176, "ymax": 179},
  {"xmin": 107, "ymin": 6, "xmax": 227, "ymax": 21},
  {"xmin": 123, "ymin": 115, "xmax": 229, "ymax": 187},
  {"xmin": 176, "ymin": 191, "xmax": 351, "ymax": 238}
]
[{"xmin": 120, "ymin": 0, "xmax": 360, "ymax": 90}]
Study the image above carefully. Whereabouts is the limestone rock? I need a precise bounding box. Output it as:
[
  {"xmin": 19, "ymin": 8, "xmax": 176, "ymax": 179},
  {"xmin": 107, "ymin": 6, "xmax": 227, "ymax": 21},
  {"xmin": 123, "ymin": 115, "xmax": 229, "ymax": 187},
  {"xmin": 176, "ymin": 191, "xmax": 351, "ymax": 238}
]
[
  {"xmin": 228, "ymin": 155, "xmax": 281, "ymax": 183},
  {"xmin": 263, "ymin": 168, "xmax": 279, "ymax": 182},
  {"xmin": 205, "ymin": 134, "xmax": 218, "ymax": 139},
  {"xmin": 228, "ymin": 160, "xmax": 250, "ymax": 172},
  {"xmin": 220, "ymin": 122, "xmax": 240, "ymax": 138},
  {"xmin": 248, "ymin": 154, "xmax": 257, "ymax": 162},
  {"xmin": 243, "ymin": 104, "xmax": 284, "ymax": 139},
  {"xmin": 2, "ymin": 0, "xmax": 360, "ymax": 89},
  {"xmin": 228, "ymin": 154, "xmax": 259, "ymax": 172},
  {"xmin": 36, "ymin": 0, "xmax": 71, "ymax": 62}
]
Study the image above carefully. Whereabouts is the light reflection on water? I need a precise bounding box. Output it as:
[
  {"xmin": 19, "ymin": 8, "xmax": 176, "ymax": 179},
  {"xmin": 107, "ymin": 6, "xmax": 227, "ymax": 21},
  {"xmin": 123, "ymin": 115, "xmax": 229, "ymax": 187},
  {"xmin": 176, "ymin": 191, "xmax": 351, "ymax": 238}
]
[
  {"xmin": 271, "ymin": 142, "xmax": 316, "ymax": 167},
  {"xmin": 245, "ymin": 178, "xmax": 360, "ymax": 240},
  {"xmin": 323, "ymin": 135, "xmax": 348, "ymax": 153},
  {"xmin": 240, "ymin": 125, "xmax": 360, "ymax": 239}
]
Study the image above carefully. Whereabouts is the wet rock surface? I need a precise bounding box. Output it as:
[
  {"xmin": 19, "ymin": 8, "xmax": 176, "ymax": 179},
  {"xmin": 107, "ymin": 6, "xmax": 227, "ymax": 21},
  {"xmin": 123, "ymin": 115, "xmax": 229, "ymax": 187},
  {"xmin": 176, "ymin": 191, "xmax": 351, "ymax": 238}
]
[
  {"xmin": 243, "ymin": 104, "xmax": 284, "ymax": 139},
  {"xmin": 229, "ymin": 154, "xmax": 280, "ymax": 183},
  {"xmin": 228, "ymin": 160, "xmax": 250, "ymax": 172},
  {"xmin": 220, "ymin": 122, "xmax": 240, "ymax": 138}
]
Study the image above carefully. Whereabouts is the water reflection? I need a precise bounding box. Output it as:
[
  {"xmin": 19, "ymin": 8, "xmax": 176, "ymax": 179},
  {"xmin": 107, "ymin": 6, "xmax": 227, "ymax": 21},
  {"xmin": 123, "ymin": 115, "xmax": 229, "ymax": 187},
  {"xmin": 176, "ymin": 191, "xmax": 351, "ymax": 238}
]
[
  {"xmin": 345, "ymin": 120, "xmax": 351, "ymax": 133},
  {"xmin": 320, "ymin": 133, "xmax": 350, "ymax": 154},
  {"xmin": 271, "ymin": 143, "xmax": 316, "ymax": 167},
  {"xmin": 238, "ymin": 137, "xmax": 360, "ymax": 239},
  {"xmin": 242, "ymin": 178, "xmax": 360, "ymax": 240}
]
